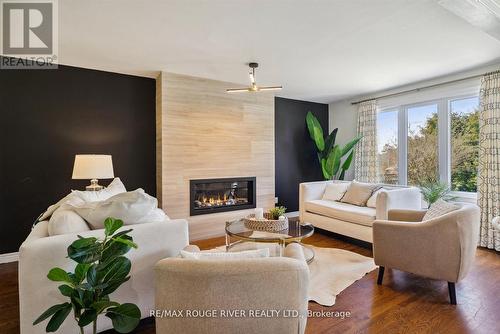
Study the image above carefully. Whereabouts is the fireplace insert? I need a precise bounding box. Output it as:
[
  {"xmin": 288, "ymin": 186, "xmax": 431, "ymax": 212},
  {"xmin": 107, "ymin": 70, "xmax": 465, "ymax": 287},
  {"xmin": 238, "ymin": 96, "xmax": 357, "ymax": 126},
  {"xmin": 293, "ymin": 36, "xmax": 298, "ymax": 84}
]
[{"xmin": 190, "ymin": 177, "xmax": 256, "ymax": 216}]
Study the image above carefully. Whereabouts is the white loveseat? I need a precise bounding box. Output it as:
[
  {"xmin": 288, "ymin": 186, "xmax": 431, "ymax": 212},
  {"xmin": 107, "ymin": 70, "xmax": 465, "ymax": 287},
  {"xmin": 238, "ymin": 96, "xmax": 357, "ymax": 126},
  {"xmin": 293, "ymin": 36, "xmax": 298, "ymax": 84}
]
[
  {"xmin": 299, "ymin": 180, "xmax": 421, "ymax": 242},
  {"xmin": 19, "ymin": 218, "xmax": 189, "ymax": 334}
]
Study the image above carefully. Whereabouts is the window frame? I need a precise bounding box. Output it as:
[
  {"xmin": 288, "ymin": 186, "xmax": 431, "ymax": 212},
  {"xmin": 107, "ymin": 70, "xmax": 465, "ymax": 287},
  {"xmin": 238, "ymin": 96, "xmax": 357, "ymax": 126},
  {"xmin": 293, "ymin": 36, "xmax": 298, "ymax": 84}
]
[{"xmin": 376, "ymin": 88, "xmax": 480, "ymax": 197}]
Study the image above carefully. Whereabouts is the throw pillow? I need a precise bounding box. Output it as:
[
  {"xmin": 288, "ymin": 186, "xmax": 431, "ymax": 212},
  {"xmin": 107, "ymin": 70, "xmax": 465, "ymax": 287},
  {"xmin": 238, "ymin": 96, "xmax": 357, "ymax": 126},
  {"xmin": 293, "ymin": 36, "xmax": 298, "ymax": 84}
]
[
  {"xmin": 72, "ymin": 177, "xmax": 126, "ymax": 203},
  {"xmin": 68, "ymin": 188, "xmax": 162, "ymax": 229},
  {"xmin": 322, "ymin": 182, "xmax": 349, "ymax": 202},
  {"xmin": 48, "ymin": 208, "xmax": 90, "ymax": 236},
  {"xmin": 423, "ymin": 199, "xmax": 459, "ymax": 221},
  {"xmin": 340, "ymin": 180, "xmax": 381, "ymax": 207},
  {"xmin": 366, "ymin": 188, "xmax": 387, "ymax": 208},
  {"xmin": 180, "ymin": 248, "xmax": 270, "ymax": 259}
]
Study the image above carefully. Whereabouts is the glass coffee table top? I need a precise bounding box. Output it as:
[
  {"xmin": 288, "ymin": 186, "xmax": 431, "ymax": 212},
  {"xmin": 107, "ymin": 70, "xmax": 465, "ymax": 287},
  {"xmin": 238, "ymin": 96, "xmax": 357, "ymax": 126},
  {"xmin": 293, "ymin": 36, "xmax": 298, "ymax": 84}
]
[
  {"xmin": 225, "ymin": 219, "xmax": 314, "ymax": 242},
  {"xmin": 225, "ymin": 219, "xmax": 315, "ymax": 263}
]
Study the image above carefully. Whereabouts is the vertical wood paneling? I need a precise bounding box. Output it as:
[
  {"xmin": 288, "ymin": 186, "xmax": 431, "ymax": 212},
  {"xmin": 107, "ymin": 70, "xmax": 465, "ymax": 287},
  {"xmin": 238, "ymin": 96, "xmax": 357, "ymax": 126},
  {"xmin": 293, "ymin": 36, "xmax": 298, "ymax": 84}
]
[{"xmin": 157, "ymin": 72, "xmax": 275, "ymax": 240}]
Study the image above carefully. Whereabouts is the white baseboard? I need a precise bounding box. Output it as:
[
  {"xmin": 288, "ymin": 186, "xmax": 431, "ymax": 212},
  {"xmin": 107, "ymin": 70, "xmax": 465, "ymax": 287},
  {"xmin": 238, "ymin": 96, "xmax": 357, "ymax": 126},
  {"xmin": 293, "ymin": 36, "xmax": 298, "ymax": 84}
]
[{"xmin": 0, "ymin": 252, "xmax": 19, "ymax": 264}]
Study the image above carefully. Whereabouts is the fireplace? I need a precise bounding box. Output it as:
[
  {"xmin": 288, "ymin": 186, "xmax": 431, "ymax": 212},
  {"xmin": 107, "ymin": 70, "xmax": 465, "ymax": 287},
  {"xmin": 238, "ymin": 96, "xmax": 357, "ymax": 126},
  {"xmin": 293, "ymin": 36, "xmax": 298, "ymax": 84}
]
[{"xmin": 190, "ymin": 177, "xmax": 256, "ymax": 216}]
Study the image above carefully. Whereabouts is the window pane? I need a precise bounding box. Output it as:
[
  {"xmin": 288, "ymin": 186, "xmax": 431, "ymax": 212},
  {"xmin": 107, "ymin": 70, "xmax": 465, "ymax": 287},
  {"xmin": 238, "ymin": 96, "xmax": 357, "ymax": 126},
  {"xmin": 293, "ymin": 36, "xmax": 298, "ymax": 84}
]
[
  {"xmin": 407, "ymin": 104, "xmax": 438, "ymax": 185},
  {"xmin": 376, "ymin": 110, "xmax": 398, "ymax": 184},
  {"xmin": 450, "ymin": 97, "xmax": 479, "ymax": 192}
]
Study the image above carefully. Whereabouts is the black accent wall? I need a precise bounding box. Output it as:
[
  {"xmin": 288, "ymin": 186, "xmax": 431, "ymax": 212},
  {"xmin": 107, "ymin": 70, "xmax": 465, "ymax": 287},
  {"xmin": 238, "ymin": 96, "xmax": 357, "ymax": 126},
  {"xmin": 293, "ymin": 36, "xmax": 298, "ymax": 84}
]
[
  {"xmin": 0, "ymin": 60, "xmax": 156, "ymax": 253},
  {"xmin": 275, "ymin": 97, "xmax": 329, "ymax": 212}
]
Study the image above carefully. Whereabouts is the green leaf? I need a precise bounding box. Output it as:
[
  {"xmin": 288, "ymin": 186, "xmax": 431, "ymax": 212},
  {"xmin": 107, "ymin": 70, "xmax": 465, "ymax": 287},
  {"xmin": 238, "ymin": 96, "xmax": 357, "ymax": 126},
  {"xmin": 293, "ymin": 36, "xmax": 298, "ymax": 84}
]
[
  {"xmin": 101, "ymin": 235, "xmax": 134, "ymax": 262},
  {"xmin": 100, "ymin": 256, "xmax": 131, "ymax": 284},
  {"xmin": 112, "ymin": 236, "xmax": 138, "ymax": 249},
  {"xmin": 58, "ymin": 285, "xmax": 74, "ymax": 297},
  {"xmin": 92, "ymin": 301, "xmax": 120, "ymax": 313},
  {"xmin": 78, "ymin": 309, "xmax": 97, "ymax": 327},
  {"xmin": 322, "ymin": 128, "xmax": 338, "ymax": 159},
  {"xmin": 105, "ymin": 217, "xmax": 123, "ymax": 236},
  {"xmin": 320, "ymin": 158, "xmax": 331, "ymax": 180},
  {"xmin": 341, "ymin": 135, "xmax": 362, "ymax": 156},
  {"xmin": 86, "ymin": 264, "xmax": 98, "ymax": 287},
  {"xmin": 102, "ymin": 276, "xmax": 130, "ymax": 296},
  {"xmin": 326, "ymin": 146, "xmax": 341, "ymax": 178},
  {"xmin": 47, "ymin": 268, "xmax": 72, "ymax": 284},
  {"xmin": 74, "ymin": 263, "xmax": 91, "ymax": 283},
  {"xmin": 306, "ymin": 111, "xmax": 325, "ymax": 151},
  {"xmin": 337, "ymin": 150, "xmax": 355, "ymax": 179},
  {"xmin": 67, "ymin": 242, "xmax": 101, "ymax": 264},
  {"xmin": 70, "ymin": 237, "xmax": 97, "ymax": 249},
  {"xmin": 45, "ymin": 303, "xmax": 72, "ymax": 332},
  {"xmin": 33, "ymin": 302, "xmax": 70, "ymax": 326},
  {"xmin": 106, "ymin": 303, "xmax": 141, "ymax": 333}
]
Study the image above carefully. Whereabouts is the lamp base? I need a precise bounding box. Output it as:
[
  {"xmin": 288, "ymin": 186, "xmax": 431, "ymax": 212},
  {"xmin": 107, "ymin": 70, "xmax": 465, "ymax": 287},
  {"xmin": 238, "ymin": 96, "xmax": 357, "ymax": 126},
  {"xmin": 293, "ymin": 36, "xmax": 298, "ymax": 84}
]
[{"xmin": 86, "ymin": 179, "xmax": 104, "ymax": 191}]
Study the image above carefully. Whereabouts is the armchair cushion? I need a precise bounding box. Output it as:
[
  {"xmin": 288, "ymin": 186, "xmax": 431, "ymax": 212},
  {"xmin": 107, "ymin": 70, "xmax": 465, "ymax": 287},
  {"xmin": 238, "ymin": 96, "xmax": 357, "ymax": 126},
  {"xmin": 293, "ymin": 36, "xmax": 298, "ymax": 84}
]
[
  {"xmin": 180, "ymin": 248, "xmax": 270, "ymax": 259},
  {"xmin": 423, "ymin": 199, "xmax": 459, "ymax": 221}
]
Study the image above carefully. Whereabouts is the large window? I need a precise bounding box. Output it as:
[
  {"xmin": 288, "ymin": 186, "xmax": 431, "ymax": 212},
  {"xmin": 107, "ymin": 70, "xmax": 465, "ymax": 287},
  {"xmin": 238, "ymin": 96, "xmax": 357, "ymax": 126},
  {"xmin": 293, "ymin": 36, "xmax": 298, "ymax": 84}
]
[
  {"xmin": 450, "ymin": 97, "xmax": 479, "ymax": 192},
  {"xmin": 376, "ymin": 109, "xmax": 398, "ymax": 184},
  {"xmin": 407, "ymin": 104, "xmax": 439, "ymax": 185},
  {"xmin": 376, "ymin": 93, "xmax": 480, "ymax": 193}
]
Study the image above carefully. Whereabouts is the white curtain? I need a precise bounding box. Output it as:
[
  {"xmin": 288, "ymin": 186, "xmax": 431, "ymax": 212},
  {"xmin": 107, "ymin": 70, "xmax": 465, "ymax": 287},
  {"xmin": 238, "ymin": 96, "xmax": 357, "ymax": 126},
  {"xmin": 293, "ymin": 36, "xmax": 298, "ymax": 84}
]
[
  {"xmin": 354, "ymin": 100, "xmax": 378, "ymax": 183},
  {"xmin": 478, "ymin": 71, "xmax": 500, "ymax": 251}
]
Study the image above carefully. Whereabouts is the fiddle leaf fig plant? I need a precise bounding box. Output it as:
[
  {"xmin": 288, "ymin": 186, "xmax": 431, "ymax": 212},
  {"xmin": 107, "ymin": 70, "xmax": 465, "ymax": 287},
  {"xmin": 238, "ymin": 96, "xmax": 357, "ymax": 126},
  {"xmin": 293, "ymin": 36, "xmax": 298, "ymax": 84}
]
[
  {"xmin": 33, "ymin": 217, "xmax": 141, "ymax": 334},
  {"xmin": 306, "ymin": 111, "xmax": 362, "ymax": 180}
]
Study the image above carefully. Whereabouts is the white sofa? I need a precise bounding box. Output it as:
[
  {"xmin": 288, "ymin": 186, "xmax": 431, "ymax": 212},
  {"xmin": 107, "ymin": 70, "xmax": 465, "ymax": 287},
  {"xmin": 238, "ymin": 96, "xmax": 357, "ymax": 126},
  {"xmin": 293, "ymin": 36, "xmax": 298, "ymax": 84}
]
[
  {"xmin": 299, "ymin": 180, "xmax": 421, "ymax": 242},
  {"xmin": 19, "ymin": 218, "xmax": 189, "ymax": 334}
]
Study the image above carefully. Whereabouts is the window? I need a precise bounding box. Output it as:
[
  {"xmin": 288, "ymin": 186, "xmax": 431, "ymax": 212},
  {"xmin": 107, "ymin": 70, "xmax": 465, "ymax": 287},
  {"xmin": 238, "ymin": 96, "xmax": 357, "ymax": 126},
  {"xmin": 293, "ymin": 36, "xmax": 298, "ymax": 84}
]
[
  {"xmin": 376, "ymin": 90, "xmax": 480, "ymax": 193},
  {"xmin": 407, "ymin": 104, "xmax": 439, "ymax": 185},
  {"xmin": 376, "ymin": 109, "xmax": 398, "ymax": 184},
  {"xmin": 450, "ymin": 97, "xmax": 479, "ymax": 192}
]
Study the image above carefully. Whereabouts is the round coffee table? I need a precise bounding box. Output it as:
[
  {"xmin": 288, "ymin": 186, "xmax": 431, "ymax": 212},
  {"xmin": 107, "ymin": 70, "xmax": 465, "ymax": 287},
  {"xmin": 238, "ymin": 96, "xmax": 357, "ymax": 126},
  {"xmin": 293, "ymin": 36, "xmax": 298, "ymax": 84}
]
[{"xmin": 225, "ymin": 219, "xmax": 315, "ymax": 263}]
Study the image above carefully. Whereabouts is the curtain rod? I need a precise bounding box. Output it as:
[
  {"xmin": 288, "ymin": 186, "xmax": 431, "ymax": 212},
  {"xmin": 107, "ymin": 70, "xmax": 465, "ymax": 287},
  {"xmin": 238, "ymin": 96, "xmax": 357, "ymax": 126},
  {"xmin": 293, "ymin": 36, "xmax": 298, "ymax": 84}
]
[{"xmin": 351, "ymin": 69, "xmax": 500, "ymax": 105}]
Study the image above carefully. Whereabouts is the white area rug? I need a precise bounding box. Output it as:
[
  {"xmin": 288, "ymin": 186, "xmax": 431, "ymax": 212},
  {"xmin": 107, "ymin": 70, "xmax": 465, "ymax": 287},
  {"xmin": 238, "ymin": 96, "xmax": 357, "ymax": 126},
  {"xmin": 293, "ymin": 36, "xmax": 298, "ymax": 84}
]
[
  {"xmin": 307, "ymin": 246, "xmax": 376, "ymax": 306},
  {"xmin": 216, "ymin": 243, "xmax": 376, "ymax": 306}
]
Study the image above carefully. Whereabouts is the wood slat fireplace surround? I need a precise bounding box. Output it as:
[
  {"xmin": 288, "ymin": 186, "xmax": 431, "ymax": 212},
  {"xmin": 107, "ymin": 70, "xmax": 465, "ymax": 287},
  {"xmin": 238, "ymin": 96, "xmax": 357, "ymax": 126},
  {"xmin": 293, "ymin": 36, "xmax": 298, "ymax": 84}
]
[{"xmin": 156, "ymin": 72, "xmax": 275, "ymax": 241}]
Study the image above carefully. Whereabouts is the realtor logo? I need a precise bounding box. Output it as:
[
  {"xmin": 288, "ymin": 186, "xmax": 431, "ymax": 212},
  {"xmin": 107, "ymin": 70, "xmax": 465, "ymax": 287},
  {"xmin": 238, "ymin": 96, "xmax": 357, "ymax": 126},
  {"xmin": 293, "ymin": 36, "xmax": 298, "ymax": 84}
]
[{"xmin": 1, "ymin": 0, "xmax": 58, "ymax": 69}]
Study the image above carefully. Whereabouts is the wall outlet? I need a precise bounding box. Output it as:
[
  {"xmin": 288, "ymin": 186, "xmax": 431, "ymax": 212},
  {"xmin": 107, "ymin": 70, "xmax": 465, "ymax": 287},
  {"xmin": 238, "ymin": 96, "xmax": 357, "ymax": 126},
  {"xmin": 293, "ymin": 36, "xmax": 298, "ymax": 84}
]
[{"xmin": 274, "ymin": 197, "xmax": 278, "ymax": 204}]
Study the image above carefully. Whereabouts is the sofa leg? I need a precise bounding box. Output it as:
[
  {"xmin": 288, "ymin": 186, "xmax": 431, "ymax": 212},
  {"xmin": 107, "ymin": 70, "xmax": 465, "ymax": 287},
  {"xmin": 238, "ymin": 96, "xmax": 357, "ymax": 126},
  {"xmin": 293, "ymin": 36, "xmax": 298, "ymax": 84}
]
[
  {"xmin": 448, "ymin": 282, "xmax": 457, "ymax": 305},
  {"xmin": 377, "ymin": 266, "xmax": 385, "ymax": 285}
]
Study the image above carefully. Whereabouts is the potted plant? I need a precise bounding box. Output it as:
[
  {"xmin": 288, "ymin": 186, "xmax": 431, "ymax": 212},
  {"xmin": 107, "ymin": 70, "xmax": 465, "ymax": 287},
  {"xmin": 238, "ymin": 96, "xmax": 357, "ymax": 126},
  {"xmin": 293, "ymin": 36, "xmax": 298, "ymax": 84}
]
[
  {"xmin": 33, "ymin": 217, "xmax": 141, "ymax": 334},
  {"xmin": 419, "ymin": 181, "xmax": 457, "ymax": 208},
  {"xmin": 306, "ymin": 111, "xmax": 361, "ymax": 180}
]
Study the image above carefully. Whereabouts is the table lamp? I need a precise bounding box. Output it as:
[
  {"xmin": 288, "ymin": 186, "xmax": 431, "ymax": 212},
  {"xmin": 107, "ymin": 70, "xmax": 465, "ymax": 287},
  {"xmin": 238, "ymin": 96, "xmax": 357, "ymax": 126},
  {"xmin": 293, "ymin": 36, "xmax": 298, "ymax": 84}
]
[{"xmin": 72, "ymin": 154, "xmax": 114, "ymax": 191}]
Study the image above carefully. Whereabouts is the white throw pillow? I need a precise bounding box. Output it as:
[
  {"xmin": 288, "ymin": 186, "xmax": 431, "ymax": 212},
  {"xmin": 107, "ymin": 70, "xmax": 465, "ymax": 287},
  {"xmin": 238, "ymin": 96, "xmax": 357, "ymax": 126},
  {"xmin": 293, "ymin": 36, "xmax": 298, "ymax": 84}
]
[
  {"xmin": 72, "ymin": 177, "xmax": 126, "ymax": 203},
  {"xmin": 322, "ymin": 183, "xmax": 349, "ymax": 202},
  {"xmin": 179, "ymin": 248, "xmax": 270, "ymax": 259},
  {"xmin": 68, "ymin": 189, "xmax": 161, "ymax": 229},
  {"xmin": 366, "ymin": 189, "xmax": 387, "ymax": 208},
  {"xmin": 39, "ymin": 193, "xmax": 78, "ymax": 221},
  {"xmin": 423, "ymin": 199, "xmax": 459, "ymax": 221},
  {"xmin": 48, "ymin": 208, "xmax": 90, "ymax": 236}
]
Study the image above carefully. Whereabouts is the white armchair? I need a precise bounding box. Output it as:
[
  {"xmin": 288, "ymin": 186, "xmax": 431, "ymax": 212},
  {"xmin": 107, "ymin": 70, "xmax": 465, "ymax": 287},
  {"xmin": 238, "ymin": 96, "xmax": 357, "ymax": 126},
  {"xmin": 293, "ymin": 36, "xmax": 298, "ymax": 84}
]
[{"xmin": 19, "ymin": 218, "xmax": 189, "ymax": 334}]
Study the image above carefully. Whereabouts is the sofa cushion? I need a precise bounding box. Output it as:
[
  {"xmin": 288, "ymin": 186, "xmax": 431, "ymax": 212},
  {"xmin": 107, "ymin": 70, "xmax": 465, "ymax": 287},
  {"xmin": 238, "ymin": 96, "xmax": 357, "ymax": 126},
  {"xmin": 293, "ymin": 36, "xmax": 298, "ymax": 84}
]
[
  {"xmin": 340, "ymin": 180, "xmax": 381, "ymax": 206},
  {"xmin": 48, "ymin": 208, "xmax": 90, "ymax": 236},
  {"xmin": 67, "ymin": 189, "xmax": 165, "ymax": 229},
  {"xmin": 179, "ymin": 248, "xmax": 270, "ymax": 259},
  {"xmin": 322, "ymin": 182, "xmax": 349, "ymax": 201},
  {"xmin": 72, "ymin": 177, "xmax": 126, "ymax": 202},
  {"xmin": 305, "ymin": 199, "xmax": 376, "ymax": 227}
]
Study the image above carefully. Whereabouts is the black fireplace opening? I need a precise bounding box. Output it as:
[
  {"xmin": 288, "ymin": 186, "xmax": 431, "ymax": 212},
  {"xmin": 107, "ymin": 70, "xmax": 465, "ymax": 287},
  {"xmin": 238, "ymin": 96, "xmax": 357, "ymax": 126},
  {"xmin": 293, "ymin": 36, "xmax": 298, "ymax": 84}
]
[{"xmin": 190, "ymin": 177, "xmax": 256, "ymax": 216}]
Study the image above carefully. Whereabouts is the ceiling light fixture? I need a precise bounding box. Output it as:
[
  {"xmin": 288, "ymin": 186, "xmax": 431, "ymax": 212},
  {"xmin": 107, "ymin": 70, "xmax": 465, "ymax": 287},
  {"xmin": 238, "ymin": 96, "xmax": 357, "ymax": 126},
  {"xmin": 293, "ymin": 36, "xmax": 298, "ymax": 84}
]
[{"xmin": 226, "ymin": 62, "xmax": 282, "ymax": 93}]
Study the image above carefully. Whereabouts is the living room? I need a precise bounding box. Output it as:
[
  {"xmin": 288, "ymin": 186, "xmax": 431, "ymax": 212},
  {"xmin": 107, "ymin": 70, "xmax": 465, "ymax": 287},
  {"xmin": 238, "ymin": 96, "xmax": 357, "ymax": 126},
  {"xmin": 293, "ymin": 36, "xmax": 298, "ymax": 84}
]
[{"xmin": 1, "ymin": 1, "xmax": 499, "ymax": 333}]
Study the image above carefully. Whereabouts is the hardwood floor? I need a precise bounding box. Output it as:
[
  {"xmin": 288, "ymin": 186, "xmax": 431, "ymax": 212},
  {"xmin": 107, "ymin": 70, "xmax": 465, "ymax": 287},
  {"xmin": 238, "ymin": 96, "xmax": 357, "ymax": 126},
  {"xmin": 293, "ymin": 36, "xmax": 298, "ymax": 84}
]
[{"xmin": 2, "ymin": 231, "xmax": 499, "ymax": 334}]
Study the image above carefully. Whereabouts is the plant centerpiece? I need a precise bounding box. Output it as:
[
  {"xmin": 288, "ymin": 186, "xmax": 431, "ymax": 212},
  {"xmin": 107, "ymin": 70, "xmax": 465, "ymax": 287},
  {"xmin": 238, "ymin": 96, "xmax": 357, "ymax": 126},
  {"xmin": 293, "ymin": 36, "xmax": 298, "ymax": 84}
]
[
  {"xmin": 419, "ymin": 181, "xmax": 457, "ymax": 208},
  {"xmin": 33, "ymin": 217, "xmax": 141, "ymax": 334},
  {"xmin": 268, "ymin": 206, "xmax": 287, "ymax": 220},
  {"xmin": 306, "ymin": 111, "xmax": 362, "ymax": 180},
  {"xmin": 244, "ymin": 206, "xmax": 288, "ymax": 232}
]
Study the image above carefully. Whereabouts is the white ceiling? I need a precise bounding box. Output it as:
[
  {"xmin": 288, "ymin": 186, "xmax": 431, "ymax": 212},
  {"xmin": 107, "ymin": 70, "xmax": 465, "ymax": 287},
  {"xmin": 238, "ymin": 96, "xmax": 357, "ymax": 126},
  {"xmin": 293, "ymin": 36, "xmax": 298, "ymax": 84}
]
[{"xmin": 58, "ymin": 0, "xmax": 500, "ymax": 103}]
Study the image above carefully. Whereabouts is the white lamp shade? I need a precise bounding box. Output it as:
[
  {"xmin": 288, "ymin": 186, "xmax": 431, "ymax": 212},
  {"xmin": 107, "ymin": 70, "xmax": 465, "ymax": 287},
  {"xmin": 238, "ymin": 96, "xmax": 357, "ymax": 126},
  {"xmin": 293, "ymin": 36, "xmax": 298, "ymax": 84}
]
[{"xmin": 72, "ymin": 155, "xmax": 114, "ymax": 180}]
